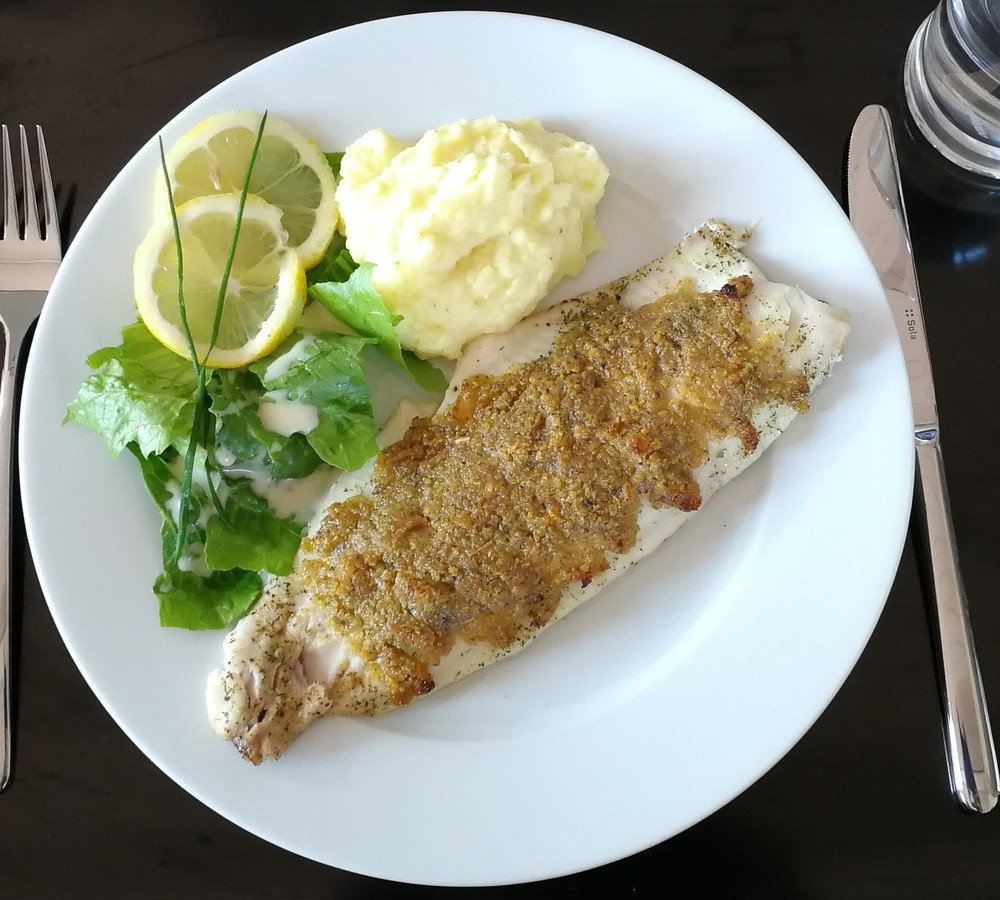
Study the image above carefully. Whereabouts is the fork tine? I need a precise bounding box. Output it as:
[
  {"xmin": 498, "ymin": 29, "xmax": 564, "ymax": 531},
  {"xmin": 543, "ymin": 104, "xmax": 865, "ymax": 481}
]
[
  {"xmin": 35, "ymin": 126, "xmax": 59, "ymax": 250},
  {"xmin": 18, "ymin": 125, "xmax": 40, "ymax": 242},
  {"xmin": 1, "ymin": 125, "xmax": 17, "ymax": 240}
]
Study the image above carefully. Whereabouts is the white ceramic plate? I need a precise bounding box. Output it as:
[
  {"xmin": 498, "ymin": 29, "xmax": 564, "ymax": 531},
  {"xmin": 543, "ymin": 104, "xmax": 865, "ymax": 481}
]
[{"xmin": 20, "ymin": 11, "xmax": 912, "ymax": 887}]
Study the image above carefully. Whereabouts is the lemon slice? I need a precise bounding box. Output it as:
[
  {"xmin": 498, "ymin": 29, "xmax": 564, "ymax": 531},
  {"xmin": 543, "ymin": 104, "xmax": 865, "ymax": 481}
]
[
  {"xmin": 134, "ymin": 193, "xmax": 306, "ymax": 369},
  {"xmin": 156, "ymin": 112, "xmax": 338, "ymax": 269}
]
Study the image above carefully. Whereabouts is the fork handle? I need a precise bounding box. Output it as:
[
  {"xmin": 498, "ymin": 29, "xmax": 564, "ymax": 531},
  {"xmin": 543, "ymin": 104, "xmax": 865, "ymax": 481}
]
[{"xmin": 0, "ymin": 294, "xmax": 43, "ymax": 793}]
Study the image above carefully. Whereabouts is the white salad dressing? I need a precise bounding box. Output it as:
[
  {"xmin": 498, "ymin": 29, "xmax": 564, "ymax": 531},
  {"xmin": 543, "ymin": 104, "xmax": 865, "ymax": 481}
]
[
  {"xmin": 177, "ymin": 553, "xmax": 212, "ymax": 577},
  {"xmin": 262, "ymin": 335, "xmax": 316, "ymax": 382},
  {"xmin": 256, "ymin": 466, "xmax": 343, "ymax": 522},
  {"xmin": 164, "ymin": 447, "xmax": 228, "ymax": 523},
  {"xmin": 215, "ymin": 445, "xmax": 237, "ymax": 467},
  {"xmin": 257, "ymin": 395, "xmax": 320, "ymax": 436}
]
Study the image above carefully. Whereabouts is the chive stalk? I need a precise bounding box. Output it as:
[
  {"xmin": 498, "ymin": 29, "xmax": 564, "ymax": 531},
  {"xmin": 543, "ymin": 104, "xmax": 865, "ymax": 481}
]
[{"xmin": 158, "ymin": 112, "xmax": 269, "ymax": 563}]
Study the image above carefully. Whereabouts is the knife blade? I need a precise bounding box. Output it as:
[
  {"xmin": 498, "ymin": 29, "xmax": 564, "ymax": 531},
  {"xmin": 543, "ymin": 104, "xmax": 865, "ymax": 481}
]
[{"xmin": 847, "ymin": 103, "xmax": 998, "ymax": 814}]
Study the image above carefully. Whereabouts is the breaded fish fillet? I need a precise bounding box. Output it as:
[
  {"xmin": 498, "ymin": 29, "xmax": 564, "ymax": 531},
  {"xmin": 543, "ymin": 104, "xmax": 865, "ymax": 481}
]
[{"xmin": 206, "ymin": 221, "xmax": 850, "ymax": 763}]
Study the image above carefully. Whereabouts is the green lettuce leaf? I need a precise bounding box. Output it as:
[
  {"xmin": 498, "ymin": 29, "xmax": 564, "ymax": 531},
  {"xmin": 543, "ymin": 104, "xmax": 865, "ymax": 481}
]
[
  {"xmin": 155, "ymin": 566, "xmax": 262, "ymax": 630},
  {"xmin": 128, "ymin": 444, "xmax": 191, "ymax": 566},
  {"xmin": 204, "ymin": 478, "xmax": 302, "ymax": 575},
  {"xmin": 206, "ymin": 370, "xmax": 265, "ymax": 464},
  {"xmin": 129, "ymin": 442, "xmax": 301, "ymax": 629},
  {"xmin": 209, "ymin": 369, "xmax": 322, "ymax": 481},
  {"xmin": 260, "ymin": 431, "xmax": 322, "ymax": 481},
  {"xmin": 325, "ymin": 151, "xmax": 344, "ymax": 178},
  {"xmin": 251, "ymin": 332, "xmax": 379, "ymax": 471},
  {"xmin": 398, "ymin": 349, "xmax": 450, "ymax": 394},
  {"xmin": 65, "ymin": 321, "xmax": 199, "ymax": 457},
  {"xmin": 309, "ymin": 264, "xmax": 447, "ymax": 393},
  {"xmin": 306, "ymin": 232, "xmax": 356, "ymax": 286}
]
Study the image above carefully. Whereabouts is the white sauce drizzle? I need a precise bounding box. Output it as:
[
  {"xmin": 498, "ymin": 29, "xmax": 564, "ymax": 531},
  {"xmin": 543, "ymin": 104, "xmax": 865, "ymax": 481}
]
[
  {"xmin": 256, "ymin": 467, "xmax": 343, "ymax": 522},
  {"xmin": 258, "ymin": 395, "xmax": 320, "ymax": 436},
  {"xmin": 263, "ymin": 335, "xmax": 316, "ymax": 382}
]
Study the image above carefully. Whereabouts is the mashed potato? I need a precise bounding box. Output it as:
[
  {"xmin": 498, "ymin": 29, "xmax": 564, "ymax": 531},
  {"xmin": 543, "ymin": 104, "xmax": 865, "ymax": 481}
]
[{"xmin": 335, "ymin": 117, "xmax": 608, "ymax": 359}]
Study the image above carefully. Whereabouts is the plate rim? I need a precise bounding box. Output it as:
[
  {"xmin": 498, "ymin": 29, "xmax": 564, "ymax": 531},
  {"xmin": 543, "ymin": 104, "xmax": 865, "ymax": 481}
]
[{"xmin": 19, "ymin": 10, "xmax": 913, "ymax": 886}]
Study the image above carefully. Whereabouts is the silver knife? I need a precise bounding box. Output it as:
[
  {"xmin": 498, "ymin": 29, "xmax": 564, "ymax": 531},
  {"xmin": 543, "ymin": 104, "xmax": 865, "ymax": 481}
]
[{"xmin": 847, "ymin": 104, "xmax": 998, "ymax": 813}]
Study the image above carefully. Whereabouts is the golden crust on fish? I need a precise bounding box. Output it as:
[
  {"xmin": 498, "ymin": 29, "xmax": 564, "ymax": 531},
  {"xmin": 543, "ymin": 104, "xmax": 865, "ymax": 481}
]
[{"xmin": 206, "ymin": 221, "xmax": 850, "ymax": 764}]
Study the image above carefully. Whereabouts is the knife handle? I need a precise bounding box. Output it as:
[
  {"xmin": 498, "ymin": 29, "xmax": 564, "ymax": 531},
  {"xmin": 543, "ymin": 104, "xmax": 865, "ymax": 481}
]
[{"xmin": 914, "ymin": 438, "xmax": 999, "ymax": 813}]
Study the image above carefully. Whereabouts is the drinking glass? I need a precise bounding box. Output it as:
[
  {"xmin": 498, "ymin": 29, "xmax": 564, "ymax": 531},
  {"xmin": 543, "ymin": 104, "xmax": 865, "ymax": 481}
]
[{"xmin": 904, "ymin": 0, "xmax": 1000, "ymax": 177}]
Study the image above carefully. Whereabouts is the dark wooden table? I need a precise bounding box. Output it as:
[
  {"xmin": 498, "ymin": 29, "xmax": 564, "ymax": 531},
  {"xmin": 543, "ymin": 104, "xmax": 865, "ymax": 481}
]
[{"xmin": 3, "ymin": 1, "xmax": 999, "ymax": 896}]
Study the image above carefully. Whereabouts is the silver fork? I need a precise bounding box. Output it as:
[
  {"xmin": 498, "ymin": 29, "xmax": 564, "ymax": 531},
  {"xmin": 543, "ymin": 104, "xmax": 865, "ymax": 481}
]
[{"xmin": 0, "ymin": 125, "xmax": 61, "ymax": 792}]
